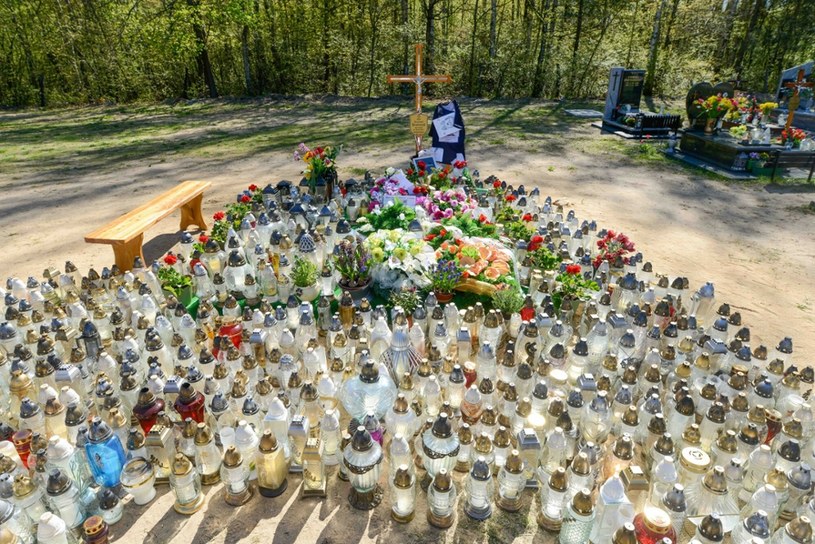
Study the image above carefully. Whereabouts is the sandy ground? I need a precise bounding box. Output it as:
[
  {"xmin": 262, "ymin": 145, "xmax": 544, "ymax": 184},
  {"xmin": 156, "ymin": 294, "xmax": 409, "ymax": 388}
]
[{"xmin": 0, "ymin": 98, "xmax": 814, "ymax": 543}]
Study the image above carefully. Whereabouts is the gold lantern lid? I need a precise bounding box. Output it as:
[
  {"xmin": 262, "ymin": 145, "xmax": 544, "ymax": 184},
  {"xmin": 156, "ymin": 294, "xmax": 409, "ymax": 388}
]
[
  {"xmin": 432, "ymin": 469, "xmax": 452, "ymax": 492},
  {"xmin": 393, "ymin": 464, "xmax": 413, "ymax": 489},
  {"xmin": 570, "ymin": 452, "xmax": 590, "ymax": 476},
  {"xmin": 222, "ymin": 446, "xmax": 243, "ymax": 468},
  {"xmin": 571, "ymin": 488, "xmax": 593, "ymax": 515},
  {"xmin": 698, "ymin": 513, "xmax": 724, "ymax": 541},
  {"xmin": 194, "ymin": 422, "xmax": 214, "ymax": 446},
  {"xmin": 258, "ymin": 430, "xmax": 279, "ymax": 453},
  {"xmin": 785, "ymin": 516, "xmax": 814, "ymax": 543},
  {"xmin": 172, "ymin": 453, "xmax": 193, "ymax": 476},
  {"xmin": 702, "ymin": 466, "xmax": 728, "ymax": 495},
  {"xmin": 504, "ymin": 450, "xmax": 524, "ymax": 474},
  {"xmin": 612, "ymin": 522, "xmax": 638, "ymax": 544},
  {"xmin": 548, "ymin": 467, "xmax": 568, "ymax": 492}
]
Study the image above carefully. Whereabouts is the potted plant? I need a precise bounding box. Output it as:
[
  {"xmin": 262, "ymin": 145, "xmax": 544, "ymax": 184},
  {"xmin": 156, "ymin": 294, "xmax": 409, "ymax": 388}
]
[
  {"xmin": 157, "ymin": 262, "xmax": 195, "ymax": 307},
  {"xmin": 389, "ymin": 285, "xmax": 423, "ymax": 324},
  {"xmin": 551, "ymin": 264, "xmax": 600, "ymax": 320},
  {"xmin": 334, "ymin": 238, "xmax": 372, "ymax": 301},
  {"xmin": 750, "ymin": 152, "xmax": 774, "ymax": 177},
  {"xmin": 292, "ymin": 257, "xmax": 319, "ymax": 302},
  {"xmin": 695, "ymin": 94, "xmax": 737, "ymax": 134},
  {"xmin": 491, "ymin": 286, "xmax": 524, "ymax": 320},
  {"xmin": 430, "ymin": 259, "xmax": 462, "ymax": 303}
]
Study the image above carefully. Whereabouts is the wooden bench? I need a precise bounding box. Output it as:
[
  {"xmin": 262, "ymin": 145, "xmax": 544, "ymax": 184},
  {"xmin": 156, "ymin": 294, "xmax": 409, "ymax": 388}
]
[
  {"xmin": 85, "ymin": 180, "xmax": 212, "ymax": 271},
  {"xmin": 770, "ymin": 149, "xmax": 815, "ymax": 182}
]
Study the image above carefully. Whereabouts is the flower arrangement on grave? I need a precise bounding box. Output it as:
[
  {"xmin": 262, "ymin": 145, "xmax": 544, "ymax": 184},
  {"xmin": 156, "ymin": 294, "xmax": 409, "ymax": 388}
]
[
  {"xmin": 425, "ymin": 164, "xmax": 474, "ymax": 190},
  {"xmin": 333, "ymin": 238, "xmax": 372, "ymax": 290},
  {"xmin": 695, "ymin": 94, "xmax": 738, "ymax": 119},
  {"xmin": 491, "ymin": 285, "xmax": 524, "ymax": 317},
  {"xmin": 357, "ymin": 198, "xmax": 417, "ymax": 232},
  {"xmin": 416, "ymin": 188, "xmax": 479, "ymax": 221},
  {"xmin": 369, "ymin": 170, "xmax": 413, "ymax": 208},
  {"xmin": 759, "ymin": 102, "xmax": 778, "ymax": 117},
  {"xmin": 748, "ymin": 152, "xmax": 771, "ymax": 167},
  {"xmin": 780, "ymin": 128, "xmax": 807, "ymax": 147},
  {"xmin": 434, "ymin": 237, "xmax": 517, "ymax": 294},
  {"xmin": 729, "ymin": 125, "xmax": 748, "ymax": 139},
  {"xmin": 209, "ymin": 197, "xmax": 255, "ymax": 246},
  {"xmin": 502, "ymin": 219, "xmax": 535, "ymax": 242},
  {"xmin": 623, "ymin": 115, "xmax": 637, "ymax": 127},
  {"xmin": 442, "ymin": 212, "xmax": 498, "ymax": 239},
  {"xmin": 551, "ymin": 264, "xmax": 599, "ymax": 312},
  {"xmin": 405, "ymin": 162, "xmax": 428, "ymax": 185},
  {"xmin": 294, "ymin": 142, "xmax": 340, "ymax": 193},
  {"xmin": 430, "ymin": 259, "xmax": 463, "ymax": 301},
  {"xmin": 593, "ymin": 230, "xmax": 635, "ymax": 269},
  {"xmin": 363, "ymin": 229, "xmax": 436, "ymax": 290}
]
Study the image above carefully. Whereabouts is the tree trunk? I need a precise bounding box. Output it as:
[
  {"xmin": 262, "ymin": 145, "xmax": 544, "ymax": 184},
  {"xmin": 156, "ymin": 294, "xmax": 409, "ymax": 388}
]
[
  {"xmin": 531, "ymin": 0, "xmax": 553, "ymax": 98},
  {"xmin": 625, "ymin": 0, "xmax": 640, "ymax": 67},
  {"xmin": 401, "ymin": 0, "xmax": 409, "ymax": 76},
  {"xmin": 241, "ymin": 25, "xmax": 253, "ymax": 95},
  {"xmin": 186, "ymin": 0, "xmax": 218, "ymax": 98},
  {"xmin": 468, "ymin": 0, "xmax": 480, "ymax": 95},
  {"xmin": 643, "ymin": 0, "xmax": 668, "ymax": 97},
  {"xmin": 734, "ymin": 0, "xmax": 763, "ymax": 82},
  {"xmin": 569, "ymin": 0, "xmax": 584, "ymax": 96},
  {"xmin": 489, "ymin": 0, "xmax": 497, "ymax": 59},
  {"xmin": 662, "ymin": 0, "xmax": 681, "ymax": 49},
  {"xmin": 367, "ymin": 0, "xmax": 380, "ymax": 97},
  {"xmin": 424, "ymin": 0, "xmax": 438, "ymax": 74}
]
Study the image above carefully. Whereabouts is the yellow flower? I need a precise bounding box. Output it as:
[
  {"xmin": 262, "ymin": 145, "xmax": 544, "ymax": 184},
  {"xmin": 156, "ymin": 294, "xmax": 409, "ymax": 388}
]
[
  {"xmin": 387, "ymin": 231, "xmax": 400, "ymax": 243},
  {"xmin": 410, "ymin": 244, "xmax": 422, "ymax": 256},
  {"xmin": 371, "ymin": 248, "xmax": 385, "ymax": 262},
  {"xmin": 393, "ymin": 247, "xmax": 408, "ymax": 261}
]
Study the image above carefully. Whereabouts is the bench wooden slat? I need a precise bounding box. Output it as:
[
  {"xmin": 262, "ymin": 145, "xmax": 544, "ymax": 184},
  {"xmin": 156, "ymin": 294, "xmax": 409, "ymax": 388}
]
[{"xmin": 85, "ymin": 180, "xmax": 211, "ymax": 243}]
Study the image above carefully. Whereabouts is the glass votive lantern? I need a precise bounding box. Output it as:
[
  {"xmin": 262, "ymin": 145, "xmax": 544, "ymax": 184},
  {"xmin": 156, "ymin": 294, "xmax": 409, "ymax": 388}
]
[
  {"xmin": 497, "ymin": 450, "xmax": 526, "ymax": 512},
  {"xmin": 538, "ymin": 467, "xmax": 569, "ymax": 530},
  {"xmin": 464, "ymin": 456, "xmax": 494, "ymax": 520},
  {"xmin": 45, "ymin": 469, "xmax": 84, "ymax": 528},
  {"xmin": 426, "ymin": 468, "xmax": 457, "ymax": 529},
  {"xmin": 82, "ymin": 515, "xmax": 110, "ymax": 544},
  {"xmin": 193, "ymin": 422, "xmax": 221, "ymax": 485},
  {"xmin": 120, "ymin": 457, "xmax": 156, "ymax": 505},
  {"xmin": 421, "ymin": 413, "xmax": 460, "ymax": 480},
  {"xmin": 220, "ymin": 445, "xmax": 253, "ymax": 506},
  {"xmin": 85, "ymin": 417, "xmax": 126, "ymax": 489},
  {"xmin": 390, "ymin": 464, "xmax": 416, "ymax": 523},
  {"xmin": 12, "ymin": 474, "xmax": 47, "ymax": 525},
  {"xmin": 344, "ymin": 427, "xmax": 383, "ymax": 509},
  {"xmin": 170, "ymin": 453, "xmax": 204, "ymax": 515},
  {"xmin": 301, "ymin": 437, "xmax": 326, "ymax": 498},
  {"xmin": 96, "ymin": 488, "xmax": 122, "ymax": 526},
  {"xmin": 256, "ymin": 430, "xmax": 289, "ymax": 497}
]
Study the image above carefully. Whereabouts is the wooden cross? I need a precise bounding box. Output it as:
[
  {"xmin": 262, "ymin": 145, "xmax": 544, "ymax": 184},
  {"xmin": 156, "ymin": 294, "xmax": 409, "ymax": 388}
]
[
  {"xmin": 387, "ymin": 43, "xmax": 452, "ymax": 154},
  {"xmin": 783, "ymin": 69, "xmax": 814, "ymax": 131}
]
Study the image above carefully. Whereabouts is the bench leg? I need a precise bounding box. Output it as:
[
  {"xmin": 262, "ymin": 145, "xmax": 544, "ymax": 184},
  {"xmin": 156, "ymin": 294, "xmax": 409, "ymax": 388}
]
[
  {"xmin": 112, "ymin": 234, "xmax": 144, "ymax": 271},
  {"xmin": 180, "ymin": 194, "xmax": 208, "ymax": 231}
]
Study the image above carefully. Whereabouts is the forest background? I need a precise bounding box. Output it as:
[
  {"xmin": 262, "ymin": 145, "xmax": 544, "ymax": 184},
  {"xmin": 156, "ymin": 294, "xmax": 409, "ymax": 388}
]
[{"xmin": 1, "ymin": 0, "xmax": 813, "ymax": 109}]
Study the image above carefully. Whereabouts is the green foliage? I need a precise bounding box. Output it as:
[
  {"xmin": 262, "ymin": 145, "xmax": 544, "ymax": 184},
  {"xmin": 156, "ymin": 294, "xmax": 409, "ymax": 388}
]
[
  {"xmin": 551, "ymin": 271, "xmax": 600, "ymax": 313},
  {"xmin": 157, "ymin": 266, "xmax": 192, "ymax": 298},
  {"xmin": 1, "ymin": 0, "xmax": 811, "ymax": 107},
  {"xmin": 528, "ymin": 248, "xmax": 561, "ymax": 271},
  {"xmin": 491, "ymin": 287, "xmax": 524, "ymax": 315},
  {"xmin": 503, "ymin": 220, "xmax": 534, "ymax": 242},
  {"xmin": 441, "ymin": 213, "xmax": 498, "ymax": 239},
  {"xmin": 388, "ymin": 287, "xmax": 423, "ymax": 314},
  {"xmin": 292, "ymin": 257, "xmax": 318, "ymax": 287},
  {"xmin": 357, "ymin": 198, "xmax": 416, "ymax": 231}
]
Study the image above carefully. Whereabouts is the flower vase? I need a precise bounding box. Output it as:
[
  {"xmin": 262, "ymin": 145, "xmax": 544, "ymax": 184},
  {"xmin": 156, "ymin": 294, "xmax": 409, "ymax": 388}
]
[
  {"xmin": 704, "ymin": 118, "xmax": 716, "ymax": 134},
  {"xmin": 435, "ymin": 291, "xmax": 454, "ymax": 304},
  {"xmin": 341, "ymin": 278, "xmax": 372, "ymax": 303}
]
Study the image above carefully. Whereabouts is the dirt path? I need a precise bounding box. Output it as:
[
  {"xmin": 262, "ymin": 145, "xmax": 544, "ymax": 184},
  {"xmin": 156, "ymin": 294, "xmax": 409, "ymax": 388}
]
[{"xmin": 0, "ymin": 97, "xmax": 813, "ymax": 543}]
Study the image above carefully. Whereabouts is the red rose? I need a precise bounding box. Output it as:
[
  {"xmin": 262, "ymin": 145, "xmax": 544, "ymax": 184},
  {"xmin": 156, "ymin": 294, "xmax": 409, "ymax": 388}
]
[
  {"xmin": 425, "ymin": 234, "xmax": 436, "ymax": 241},
  {"xmin": 248, "ymin": 184, "xmax": 259, "ymax": 192},
  {"xmin": 418, "ymin": 170, "xmax": 425, "ymax": 176},
  {"xmin": 479, "ymin": 214, "xmax": 487, "ymax": 222},
  {"xmin": 454, "ymin": 160, "xmax": 466, "ymax": 169},
  {"xmin": 522, "ymin": 213, "xmax": 532, "ymax": 222},
  {"xmin": 213, "ymin": 211, "xmax": 226, "ymax": 221},
  {"xmin": 493, "ymin": 180, "xmax": 502, "ymax": 189},
  {"xmin": 566, "ymin": 264, "xmax": 581, "ymax": 275},
  {"xmin": 399, "ymin": 188, "xmax": 408, "ymax": 195},
  {"xmin": 530, "ymin": 235, "xmax": 543, "ymax": 244},
  {"xmin": 506, "ymin": 195, "xmax": 516, "ymax": 202},
  {"xmin": 240, "ymin": 194, "xmax": 251, "ymax": 203},
  {"xmin": 198, "ymin": 234, "xmax": 209, "ymax": 243},
  {"xmin": 439, "ymin": 228, "xmax": 447, "ymax": 237},
  {"xmin": 406, "ymin": 168, "xmax": 414, "ymax": 175},
  {"xmin": 418, "ymin": 161, "xmax": 426, "ymax": 169},
  {"xmin": 163, "ymin": 253, "xmax": 178, "ymax": 265}
]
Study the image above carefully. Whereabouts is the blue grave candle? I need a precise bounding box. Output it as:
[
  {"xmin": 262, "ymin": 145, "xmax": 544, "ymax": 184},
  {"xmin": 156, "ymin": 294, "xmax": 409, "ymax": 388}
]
[{"xmin": 85, "ymin": 417, "xmax": 127, "ymax": 488}]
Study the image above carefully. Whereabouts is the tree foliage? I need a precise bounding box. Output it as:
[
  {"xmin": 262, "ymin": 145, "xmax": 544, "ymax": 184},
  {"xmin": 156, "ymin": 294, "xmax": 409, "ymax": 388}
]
[{"xmin": 0, "ymin": 0, "xmax": 813, "ymax": 108}]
